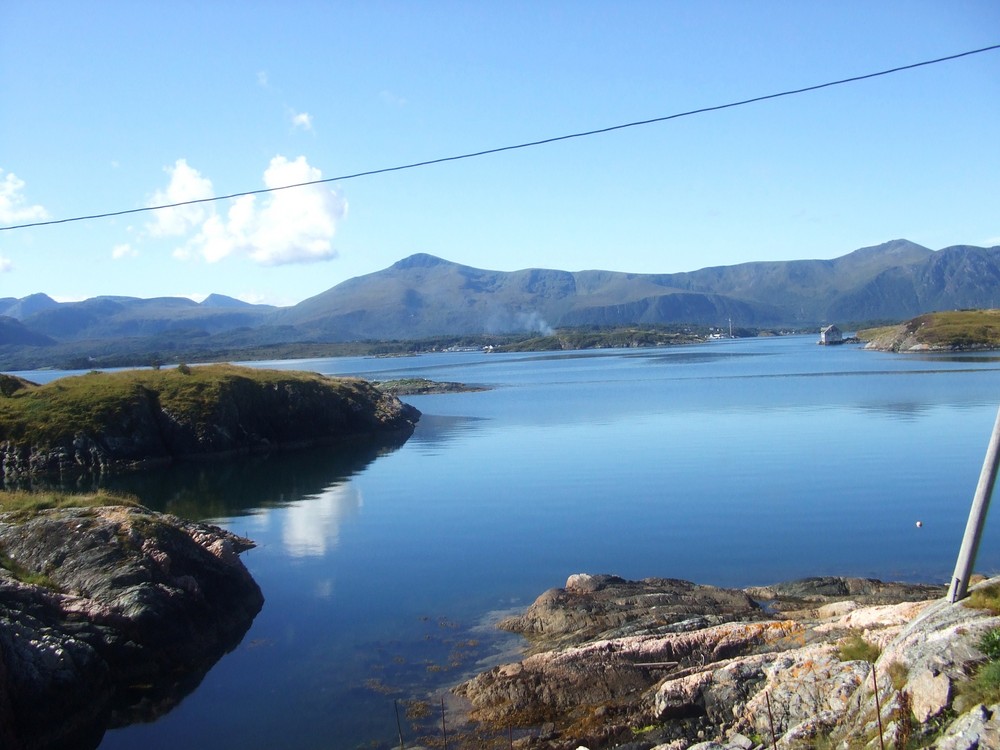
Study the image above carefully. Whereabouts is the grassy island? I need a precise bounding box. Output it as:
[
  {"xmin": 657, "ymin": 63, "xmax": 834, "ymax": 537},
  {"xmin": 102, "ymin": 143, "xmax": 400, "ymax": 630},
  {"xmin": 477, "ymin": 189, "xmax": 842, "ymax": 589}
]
[
  {"xmin": 0, "ymin": 363, "xmax": 419, "ymax": 480},
  {"xmin": 858, "ymin": 309, "xmax": 1000, "ymax": 352}
]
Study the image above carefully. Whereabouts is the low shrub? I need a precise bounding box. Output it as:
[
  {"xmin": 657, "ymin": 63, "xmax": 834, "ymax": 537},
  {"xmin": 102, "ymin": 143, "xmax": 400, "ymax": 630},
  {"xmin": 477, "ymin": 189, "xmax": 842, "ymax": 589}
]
[
  {"xmin": 965, "ymin": 583, "xmax": 1000, "ymax": 615},
  {"xmin": 838, "ymin": 633, "xmax": 881, "ymax": 663}
]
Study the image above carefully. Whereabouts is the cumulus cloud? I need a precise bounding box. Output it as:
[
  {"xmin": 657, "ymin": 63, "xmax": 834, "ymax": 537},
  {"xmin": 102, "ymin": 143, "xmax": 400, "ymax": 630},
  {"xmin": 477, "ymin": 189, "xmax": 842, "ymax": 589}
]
[
  {"xmin": 291, "ymin": 111, "xmax": 313, "ymax": 131},
  {"xmin": 146, "ymin": 159, "xmax": 214, "ymax": 238},
  {"xmin": 0, "ymin": 256, "xmax": 12, "ymax": 273},
  {"xmin": 0, "ymin": 169, "xmax": 49, "ymax": 224},
  {"xmin": 148, "ymin": 155, "xmax": 345, "ymax": 267},
  {"xmin": 188, "ymin": 155, "xmax": 346, "ymax": 266}
]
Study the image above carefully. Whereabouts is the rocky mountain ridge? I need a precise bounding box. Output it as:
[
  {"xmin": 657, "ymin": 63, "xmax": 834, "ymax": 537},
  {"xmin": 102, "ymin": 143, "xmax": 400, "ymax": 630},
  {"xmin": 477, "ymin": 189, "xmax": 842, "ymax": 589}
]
[{"xmin": 3, "ymin": 242, "xmax": 999, "ymax": 365}]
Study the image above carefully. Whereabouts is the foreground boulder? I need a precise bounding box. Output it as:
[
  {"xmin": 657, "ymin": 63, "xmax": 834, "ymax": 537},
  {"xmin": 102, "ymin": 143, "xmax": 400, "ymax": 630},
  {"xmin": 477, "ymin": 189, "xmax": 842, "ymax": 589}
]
[
  {"xmin": 0, "ymin": 504, "xmax": 264, "ymax": 750},
  {"xmin": 453, "ymin": 573, "xmax": 1000, "ymax": 749}
]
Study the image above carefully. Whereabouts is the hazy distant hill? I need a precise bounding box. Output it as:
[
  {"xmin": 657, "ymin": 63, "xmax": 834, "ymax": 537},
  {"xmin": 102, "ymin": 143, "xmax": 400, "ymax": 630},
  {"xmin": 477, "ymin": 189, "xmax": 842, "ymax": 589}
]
[
  {"xmin": 0, "ymin": 316, "xmax": 55, "ymax": 346},
  {"xmin": 3, "ymin": 239, "xmax": 999, "ymax": 366},
  {"xmin": 278, "ymin": 239, "xmax": 993, "ymax": 338},
  {"xmin": 19, "ymin": 296, "xmax": 276, "ymax": 341},
  {"xmin": 0, "ymin": 293, "xmax": 59, "ymax": 320}
]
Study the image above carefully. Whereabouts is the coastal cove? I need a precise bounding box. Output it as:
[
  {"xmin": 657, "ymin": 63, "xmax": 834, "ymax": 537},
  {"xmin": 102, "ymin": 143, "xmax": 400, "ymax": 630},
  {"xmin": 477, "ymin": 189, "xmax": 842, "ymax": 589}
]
[{"xmin": 12, "ymin": 335, "xmax": 1000, "ymax": 748}]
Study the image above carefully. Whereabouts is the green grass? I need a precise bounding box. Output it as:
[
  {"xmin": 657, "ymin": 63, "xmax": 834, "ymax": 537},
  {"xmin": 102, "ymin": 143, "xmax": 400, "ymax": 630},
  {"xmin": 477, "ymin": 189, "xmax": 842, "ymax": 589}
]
[
  {"xmin": 837, "ymin": 633, "xmax": 881, "ymax": 663},
  {"xmin": 0, "ymin": 489, "xmax": 140, "ymax": 515},
  {"xmin": 954, "ymin": 625, "xmax": 1000, "ymax": 714},
  {"xmin": 980, "ymin": 627, "xmax": 1000, "ymax": 660},
  {"xmin": 956, "ymin": 659, "xmax": 1000, "ymax": 712},
  {"xmin": 0, "ymin": 363, "xmax": 362, "ymax": 447},
  {"xmin": 0, "ymin": 551, "xmax": 59, "ymax": 589},
  {"xmin": 964, "ymin": 583, "xmax": 1000, "ymax": 615}
]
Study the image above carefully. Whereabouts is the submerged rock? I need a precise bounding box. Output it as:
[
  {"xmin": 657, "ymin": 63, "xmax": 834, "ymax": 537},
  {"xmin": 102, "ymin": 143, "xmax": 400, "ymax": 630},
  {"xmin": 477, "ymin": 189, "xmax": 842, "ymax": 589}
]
[{"xmin": 0, "ymin": 505, "xmax": 263, "ymax": 749}]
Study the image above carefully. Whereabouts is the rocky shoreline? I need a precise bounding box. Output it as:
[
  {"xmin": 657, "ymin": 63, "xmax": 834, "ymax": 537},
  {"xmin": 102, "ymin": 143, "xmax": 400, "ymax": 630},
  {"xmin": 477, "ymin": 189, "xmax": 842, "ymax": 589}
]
[
  {"xmin": 453, "ymin": 573, "xmax": 1000, "ymax": 749},
  {"xmin": 0, "ymin": 504, "xmax": 263, "ymax": 750},
  {"xmin": 0, "ymin": 365, "xmax": 420, "ymax": 483}
]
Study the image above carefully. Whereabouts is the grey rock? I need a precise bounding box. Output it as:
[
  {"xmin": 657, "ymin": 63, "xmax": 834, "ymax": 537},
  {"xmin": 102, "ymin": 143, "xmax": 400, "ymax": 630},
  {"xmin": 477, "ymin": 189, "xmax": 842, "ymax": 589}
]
[
  {"xmin": 934, "ymin": 703, "xmax": 1000, "ymax": 750},
  {"xmin": 0, "ymin": 505, "xmax": 263, "ymax": 749},
  {"xmin": 908, "ymin": 667, "xmax": 952, "ymax": 723}
]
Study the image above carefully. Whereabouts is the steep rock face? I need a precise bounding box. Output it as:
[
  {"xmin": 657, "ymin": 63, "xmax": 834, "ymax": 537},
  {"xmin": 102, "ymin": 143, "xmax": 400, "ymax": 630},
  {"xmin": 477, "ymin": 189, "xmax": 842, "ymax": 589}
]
[{"xmin": 0, "ymin": 505, "xmax": 263, "ymax": 750}]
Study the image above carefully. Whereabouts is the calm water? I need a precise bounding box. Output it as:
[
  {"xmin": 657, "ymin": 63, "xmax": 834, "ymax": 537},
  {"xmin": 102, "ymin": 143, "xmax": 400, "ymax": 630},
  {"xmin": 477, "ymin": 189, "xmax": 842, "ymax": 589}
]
[{"xmin": 17, "ymin": 336, "xmax": 1000, "ymax": 748}]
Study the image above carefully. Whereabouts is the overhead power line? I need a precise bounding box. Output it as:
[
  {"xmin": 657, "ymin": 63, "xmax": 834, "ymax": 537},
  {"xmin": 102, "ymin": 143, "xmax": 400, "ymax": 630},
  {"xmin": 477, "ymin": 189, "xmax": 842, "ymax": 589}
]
[{"xmin": 2, "ymin": 42, "xmax": 998, "ymax": 233}]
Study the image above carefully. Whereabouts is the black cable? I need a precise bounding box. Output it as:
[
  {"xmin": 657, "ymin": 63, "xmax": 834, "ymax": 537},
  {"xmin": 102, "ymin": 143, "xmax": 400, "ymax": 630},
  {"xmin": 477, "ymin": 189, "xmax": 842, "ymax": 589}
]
[{"xmin": 2, "ymin": 43, "xmax": 998, "ymax": 233}]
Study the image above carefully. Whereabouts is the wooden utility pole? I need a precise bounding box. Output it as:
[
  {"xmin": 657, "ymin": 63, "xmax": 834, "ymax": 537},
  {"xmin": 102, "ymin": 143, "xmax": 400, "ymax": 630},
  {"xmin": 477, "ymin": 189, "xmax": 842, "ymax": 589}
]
[{"xmin": 948, "ymin": 405, "xmax": 1000, "ymax": 603}]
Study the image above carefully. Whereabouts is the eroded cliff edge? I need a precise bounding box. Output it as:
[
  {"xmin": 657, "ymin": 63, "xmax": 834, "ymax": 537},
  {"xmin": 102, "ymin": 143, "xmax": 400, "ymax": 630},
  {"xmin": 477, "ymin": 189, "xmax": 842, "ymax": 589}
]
[
  {"xmin": 0, "ymin": 503, "xmax": 264, "ymax": 750},
  {"xmin": 456, "ymin": 573, "xmax": 1000, "ymax": 750}
]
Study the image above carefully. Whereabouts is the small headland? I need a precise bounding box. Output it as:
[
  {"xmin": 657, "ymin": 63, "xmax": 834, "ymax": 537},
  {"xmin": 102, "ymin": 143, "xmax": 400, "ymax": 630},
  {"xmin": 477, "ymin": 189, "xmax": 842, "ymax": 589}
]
[
  {"xmin": 0, "ymin": 363, "xmax": 420, "ymax": 483},
  {"xmin": 860, "ymin": 309, "xmax": 1000, "ymax": 352},
  {"xmin": 376, "ymin": 377, "xmax": 491, "ymax": 396},
  {"xmin": 0, "ymin": 490, "xmax": 264, "ymax": 750},
  {"xmin": 452, "ymin": 573, "xmax": 1000, "ymax": 749}
]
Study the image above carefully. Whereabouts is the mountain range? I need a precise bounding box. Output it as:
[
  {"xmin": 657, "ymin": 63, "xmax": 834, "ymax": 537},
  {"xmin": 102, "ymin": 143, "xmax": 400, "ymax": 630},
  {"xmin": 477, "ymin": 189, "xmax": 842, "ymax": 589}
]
[{"xmin": 2, "ymin": 239, "xmax": 999, "ymax": 364}]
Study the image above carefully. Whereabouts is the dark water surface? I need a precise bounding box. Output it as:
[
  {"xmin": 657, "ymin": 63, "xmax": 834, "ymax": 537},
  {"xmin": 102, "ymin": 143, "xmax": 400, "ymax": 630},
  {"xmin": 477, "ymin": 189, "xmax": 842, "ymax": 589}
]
[{"xmin": 20, "ymin": 336, "xmax": 1000, "ymax": 748}]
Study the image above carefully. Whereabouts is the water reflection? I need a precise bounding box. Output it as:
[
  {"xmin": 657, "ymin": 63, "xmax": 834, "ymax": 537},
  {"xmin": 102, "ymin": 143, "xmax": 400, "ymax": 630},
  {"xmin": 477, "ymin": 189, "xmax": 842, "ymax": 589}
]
[
  {"xmin": 858, "ymin": 401, "xmax": 932, "ymax": 420},
  {"xmin": 406, "ymin": 413, "xmax": 487, "ymax": 453},
  {"xmin": 281, "ymin": 482, "xmax": 362, "ymax": 557},
  {"xmin": 5, "ymin": 434, "xmax": 411, "ymax": 520}
]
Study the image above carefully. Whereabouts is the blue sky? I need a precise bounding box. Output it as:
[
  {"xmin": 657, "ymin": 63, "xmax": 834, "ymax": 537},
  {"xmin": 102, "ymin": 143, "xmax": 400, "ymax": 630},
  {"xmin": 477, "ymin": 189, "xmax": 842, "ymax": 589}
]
[{"xmin": 1, "ymin": 1, "xmax": 998, "ymax": 306}]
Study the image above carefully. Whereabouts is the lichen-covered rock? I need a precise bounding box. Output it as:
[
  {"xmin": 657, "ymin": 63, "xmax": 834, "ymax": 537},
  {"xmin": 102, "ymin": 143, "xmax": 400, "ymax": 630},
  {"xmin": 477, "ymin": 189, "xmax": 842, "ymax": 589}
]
[
  {"xmin": 456, "ymin": 574, "xmax": 991, "ymax": 750},
  {"xmin": 0, "ymin": 505, "xmax": 263, "ymax": 749}
]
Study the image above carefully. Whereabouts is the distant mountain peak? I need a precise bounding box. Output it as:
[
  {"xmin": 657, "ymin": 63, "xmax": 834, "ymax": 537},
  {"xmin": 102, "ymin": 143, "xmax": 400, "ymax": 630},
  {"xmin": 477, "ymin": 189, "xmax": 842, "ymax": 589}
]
[
  {"xmin": 391, "ymin": 253, "xmax": 452, "ymax": 270},
  {"xmin": 201, "ymin": 293, "xmax": 255, "ymax": 309}
]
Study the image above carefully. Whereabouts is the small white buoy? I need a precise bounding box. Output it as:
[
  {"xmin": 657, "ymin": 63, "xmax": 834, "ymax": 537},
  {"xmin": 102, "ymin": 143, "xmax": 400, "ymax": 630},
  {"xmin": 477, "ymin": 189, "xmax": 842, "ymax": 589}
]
[{"xmin": 916, "ymin": 520, "xmax": 923, "ymax": 528}]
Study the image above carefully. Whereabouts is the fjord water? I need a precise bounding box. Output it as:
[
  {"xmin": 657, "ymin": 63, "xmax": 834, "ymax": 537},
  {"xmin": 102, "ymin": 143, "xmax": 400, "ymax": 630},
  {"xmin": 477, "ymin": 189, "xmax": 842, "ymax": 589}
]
[{"xmin": 60, "ymin": 336, "xmax": 1000, "ymax": 748}]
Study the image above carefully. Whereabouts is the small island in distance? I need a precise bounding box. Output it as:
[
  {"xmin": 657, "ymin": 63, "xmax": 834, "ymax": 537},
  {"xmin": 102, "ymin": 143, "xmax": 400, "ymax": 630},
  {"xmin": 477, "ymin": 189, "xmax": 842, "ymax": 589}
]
[{"xmin": 858, "ymin": 309, "xmax": 1000, "ymax": 352}]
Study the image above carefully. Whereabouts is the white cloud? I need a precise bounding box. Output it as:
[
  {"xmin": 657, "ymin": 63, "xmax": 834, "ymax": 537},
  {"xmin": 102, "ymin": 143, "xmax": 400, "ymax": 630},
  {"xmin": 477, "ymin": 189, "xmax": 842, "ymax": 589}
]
[
  {"xmin": 146, "ymin": 159, "xmax": 214, "ymax": 238},
  {"xmin": 983, "ymin": 236, "xmax": 1000, "ymax": 248},
  {"xmin": 0, "ymin": 169, "xmax": 49, "ymax": 224},
  {"xmin": 185, "ymin": 155, "xmax": 346, "ymax": 266},
  {"xmin": 0, "ymin": 256, "xmax": 12, "ymax": 273},
  {"xmin": 291, "ymin": 111, "xmax": 313, "ymax": 131},
  {"xmin": 257, "ymin": 70, "xmax": 270, "ymax": 88},
  {"xmin": 111, "ymin": 243, "xmax": 137, "ymax": 260}
]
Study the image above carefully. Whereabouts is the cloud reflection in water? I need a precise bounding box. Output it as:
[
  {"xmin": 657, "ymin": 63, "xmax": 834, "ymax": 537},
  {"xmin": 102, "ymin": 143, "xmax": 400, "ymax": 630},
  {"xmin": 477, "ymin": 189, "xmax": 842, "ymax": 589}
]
[{"xmin": 281, "ymin": 482, "xmax": 362, "ymax": 557}]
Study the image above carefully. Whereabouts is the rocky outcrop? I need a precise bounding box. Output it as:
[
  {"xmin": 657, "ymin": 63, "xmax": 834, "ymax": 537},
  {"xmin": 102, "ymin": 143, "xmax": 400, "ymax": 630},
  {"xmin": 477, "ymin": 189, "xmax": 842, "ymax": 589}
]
[
  {"xmin": 0, "ymin": 365, "xmax": 420, "ymax": 482},
  {"xmin": 498, "ymin": 575, "xmax": 763, "ymax": 650},
  {"xmin": 0, "ymin": 505, "xmax": 263, "ymax": 750},
  {"xmin": 454, "ymin": 574, "xmax": 1000, "ymax": 749}
]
